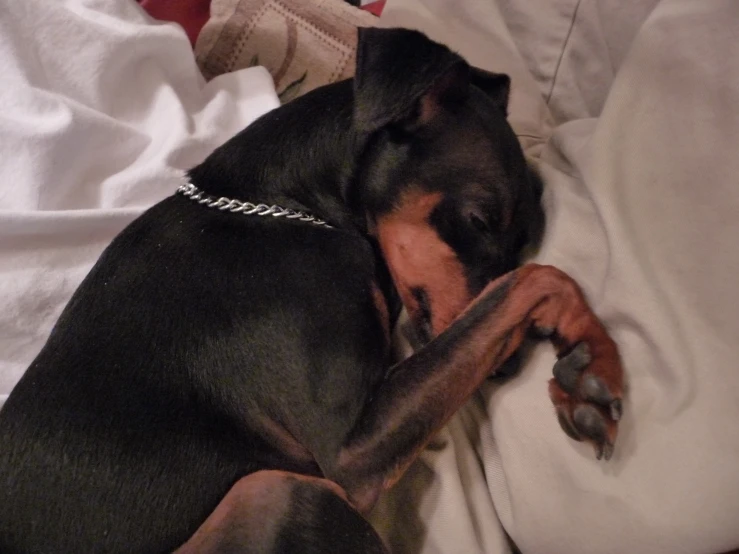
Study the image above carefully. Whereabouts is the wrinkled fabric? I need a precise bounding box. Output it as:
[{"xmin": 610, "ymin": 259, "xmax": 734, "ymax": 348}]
[
  {"xmin": 0, "ymin": 0, "xmax": 279, "ymax": 406},
  {"xmin": 375, "ymin": 0, "xmax": 739, "ymax": 552}
]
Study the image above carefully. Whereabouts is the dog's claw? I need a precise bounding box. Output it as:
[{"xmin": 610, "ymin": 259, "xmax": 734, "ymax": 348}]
[
  {"xmin": 572, "ymin": 404, "xmax": 615, "ymax": 460},
  {"xmin": 610, "ymin": 399, "xmax": 623, "ymax": 421},
  {"xmin": 602, "ymin": 442, "xmax": 614, "ymax": 461},
  {"xmin": 594, "ymin": 440, "xmax": 614, "ymax": 461}
]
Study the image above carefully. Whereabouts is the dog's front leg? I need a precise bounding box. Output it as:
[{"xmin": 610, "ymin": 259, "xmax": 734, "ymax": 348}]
[{"xmin": 332, "ymin": 263, "xmax": 624, "ymax": 513}]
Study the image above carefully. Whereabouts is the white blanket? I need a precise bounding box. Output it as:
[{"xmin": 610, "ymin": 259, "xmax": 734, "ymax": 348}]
[
  {"xmin": 375, "ymin": 0, "xmax": 739, "ymax": 553},
  {"xmin": 0, "ymin": 0, "xmax": 279, "ymax": 406}
]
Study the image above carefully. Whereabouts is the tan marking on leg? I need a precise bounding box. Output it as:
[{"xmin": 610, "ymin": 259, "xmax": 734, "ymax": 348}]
[
  {"xmin": 174, "ymin": 471, "xmax": 350, "ymax": 554},
  {"xmin": 334, "ymin": 264, "xmax": 625, "ymax": 503}
]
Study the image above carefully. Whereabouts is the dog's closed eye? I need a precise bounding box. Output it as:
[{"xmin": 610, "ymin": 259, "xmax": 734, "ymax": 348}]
[
  {"xmin": 467, "ymin": 209, "xmax": 501, "ymax": 235},
  {"xmin": 469, "ymin": 212, "xmax": 490, "ymax": 233}
]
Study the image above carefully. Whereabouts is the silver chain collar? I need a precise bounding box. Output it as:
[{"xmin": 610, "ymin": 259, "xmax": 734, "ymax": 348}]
[{"xmin": 176, "ymin": 183, "xmax": 332, "ymax": 228}]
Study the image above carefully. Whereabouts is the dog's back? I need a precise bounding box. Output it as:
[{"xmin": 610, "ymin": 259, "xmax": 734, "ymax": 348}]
[{"xmin": 0, "ymin": 172, "xmax": 390, "ymax": 553}]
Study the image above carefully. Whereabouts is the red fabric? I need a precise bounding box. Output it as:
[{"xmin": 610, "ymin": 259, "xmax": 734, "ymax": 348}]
[
  {"xmin": 361, "ymin": 1, "xmax": 386, "ymax": 16},
  {"xmin": 137, "ymin": 0, "xmax": 210, "ymax": 46}
]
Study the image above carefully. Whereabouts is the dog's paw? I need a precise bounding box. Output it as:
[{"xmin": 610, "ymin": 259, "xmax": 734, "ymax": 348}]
[{"xmin": 548, "ymin": 341, "xmax": 623, "ymax": 460}]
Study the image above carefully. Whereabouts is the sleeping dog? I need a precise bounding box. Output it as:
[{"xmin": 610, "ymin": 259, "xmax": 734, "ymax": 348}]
[{"xmin": 0, "ymin": 28, "xmax": 623, "ymax": 553}]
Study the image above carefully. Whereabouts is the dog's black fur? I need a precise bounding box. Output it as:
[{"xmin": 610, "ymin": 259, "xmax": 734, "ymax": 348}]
[{"xmin": 0, "ymin": 28, "xmax": 545, "ymax": 553}]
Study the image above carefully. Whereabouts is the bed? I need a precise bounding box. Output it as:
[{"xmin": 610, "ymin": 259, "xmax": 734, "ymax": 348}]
[{"xmin": 2, "ymin": 0, "xmax": 738, "ymax": 553}]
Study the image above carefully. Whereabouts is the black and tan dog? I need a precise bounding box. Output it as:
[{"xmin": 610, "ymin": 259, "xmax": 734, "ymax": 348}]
[{"xmin": 0, "ymin": 28, "xmax": 624, "ymax": 553}]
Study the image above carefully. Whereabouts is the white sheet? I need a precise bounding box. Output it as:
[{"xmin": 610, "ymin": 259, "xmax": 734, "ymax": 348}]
[
  {"xmin": 377, "ymin": 0, "xmax": 739, "ymax": 553},
  {"xmin": 0, "ymin": 0, "xmax": 279, "ymax": 407}
]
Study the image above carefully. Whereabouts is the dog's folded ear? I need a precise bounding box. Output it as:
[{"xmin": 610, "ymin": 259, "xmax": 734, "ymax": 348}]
[
  {"xmin": 353, "ymin": 27, "xmax": 470, "ymax": 134},
  {"xmin": 470, "ymin": 67, "xmax": 511, "ymax": 116}
]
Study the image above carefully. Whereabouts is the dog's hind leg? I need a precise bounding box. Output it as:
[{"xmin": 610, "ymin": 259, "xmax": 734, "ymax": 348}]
[
  {"xmin": 174, "ymin": 470, "xmax": 388, "ymax": 554},
  {"xmin": 331, "ymin": 263, "xmax": 624, "ymax": 512}
]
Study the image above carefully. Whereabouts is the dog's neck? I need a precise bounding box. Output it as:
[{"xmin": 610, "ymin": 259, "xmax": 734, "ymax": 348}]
[{"xmin": 187, "ymin": 80, "xmax": 366, "ymax": 232}]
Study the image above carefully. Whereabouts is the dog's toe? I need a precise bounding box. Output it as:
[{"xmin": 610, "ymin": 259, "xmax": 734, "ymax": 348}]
[
  {"xmin": 572, "ymin": 403, "xmax": 603, "ymax": 432},
  {"xmin": 553, "ymin": 342, "xmax": 591, "ymax": 393},
  {"xmin": 556, "ymin": 406, "xmax": 583, "ymax": 441}
]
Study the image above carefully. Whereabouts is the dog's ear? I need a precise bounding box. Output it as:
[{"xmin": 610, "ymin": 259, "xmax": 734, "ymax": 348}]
[
  {"xmin": 469, "ymin": 67, "xmax": 511, "ymax": 115},
  {"xmin": 353, "ymin": 27, "xmax": 470, "ymax": 134}
]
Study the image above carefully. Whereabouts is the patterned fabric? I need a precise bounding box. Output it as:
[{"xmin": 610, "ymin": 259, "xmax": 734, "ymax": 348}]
[{"xmin": 194, "ymin": 0, "xmax": 379, "ymax": 102}]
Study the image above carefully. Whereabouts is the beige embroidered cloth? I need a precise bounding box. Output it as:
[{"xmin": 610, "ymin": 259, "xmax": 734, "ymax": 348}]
[{"xmin": 195, "ymin": 0, "xmax": 377, "ymax": 102}]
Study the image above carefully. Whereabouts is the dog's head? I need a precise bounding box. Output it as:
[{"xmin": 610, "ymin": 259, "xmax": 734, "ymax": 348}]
[{"xmin": 353, "ymin": 27, "xmax": 544, "ymax": 342}]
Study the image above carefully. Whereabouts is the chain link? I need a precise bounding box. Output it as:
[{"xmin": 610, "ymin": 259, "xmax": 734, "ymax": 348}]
[{"xmin": 176, "ymin": 183, "xmax": 332, "ymax": 228}]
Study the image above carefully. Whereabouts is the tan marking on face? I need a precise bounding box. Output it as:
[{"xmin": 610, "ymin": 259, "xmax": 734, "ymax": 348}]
[{"xmin": 374, "ymin": 189, "xmax": 472, "ymax": 336}]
